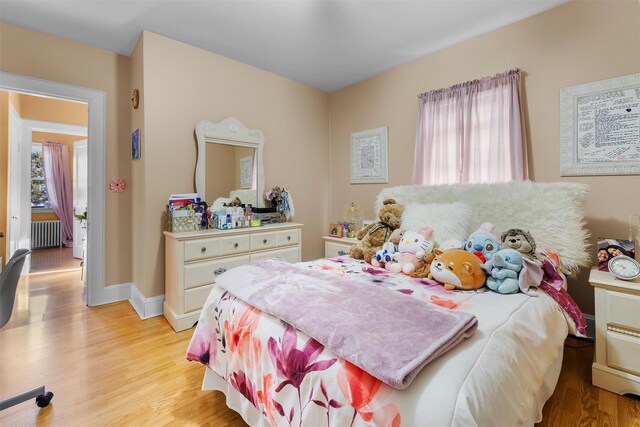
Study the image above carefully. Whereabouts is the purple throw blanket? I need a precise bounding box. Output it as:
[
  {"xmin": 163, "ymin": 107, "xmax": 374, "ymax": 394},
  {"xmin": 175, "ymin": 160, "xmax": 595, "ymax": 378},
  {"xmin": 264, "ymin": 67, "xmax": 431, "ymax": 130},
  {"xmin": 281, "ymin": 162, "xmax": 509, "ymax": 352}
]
[{"xmin": 215, "ymin": 258, "xmax": 478, "ymax": 389}]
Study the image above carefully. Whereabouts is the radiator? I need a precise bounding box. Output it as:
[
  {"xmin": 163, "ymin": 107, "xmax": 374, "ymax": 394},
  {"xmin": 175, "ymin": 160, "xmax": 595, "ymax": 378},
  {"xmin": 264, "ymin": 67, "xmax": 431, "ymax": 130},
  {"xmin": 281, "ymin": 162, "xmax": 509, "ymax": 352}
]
[{"xmin": 31, "ymin": 220, "xmax": 62, "ymax": 249}]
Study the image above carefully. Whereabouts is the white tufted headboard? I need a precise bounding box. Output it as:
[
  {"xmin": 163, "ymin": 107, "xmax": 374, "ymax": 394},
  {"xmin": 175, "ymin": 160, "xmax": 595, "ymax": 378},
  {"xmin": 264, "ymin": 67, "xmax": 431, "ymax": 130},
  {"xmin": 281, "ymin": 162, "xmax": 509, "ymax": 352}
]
[{"xmin": 376, "ymin": 181, "xmax": 590, "ymax": 274}]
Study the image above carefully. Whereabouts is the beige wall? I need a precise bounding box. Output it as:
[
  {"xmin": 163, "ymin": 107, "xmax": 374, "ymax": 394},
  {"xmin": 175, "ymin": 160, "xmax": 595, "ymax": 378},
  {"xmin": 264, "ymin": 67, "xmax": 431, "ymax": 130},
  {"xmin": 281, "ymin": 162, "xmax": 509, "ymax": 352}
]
[
  {"xmin": 328, "ymin": 0, "xmax": 640, "ymax": 314},
  {"xmin": 0, "ymin": 22, "xmax": 132, "ymax": 285},
  {"xmin": 132, "ymin": 31, "xmax": 330, "ymax": 298}
]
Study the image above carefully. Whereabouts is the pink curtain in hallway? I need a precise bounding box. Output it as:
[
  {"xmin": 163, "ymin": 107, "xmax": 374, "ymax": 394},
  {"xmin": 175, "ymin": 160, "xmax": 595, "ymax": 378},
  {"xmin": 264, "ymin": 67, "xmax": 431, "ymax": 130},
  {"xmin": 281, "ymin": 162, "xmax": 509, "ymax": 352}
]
[
  {"xmin": 42, "ymin": 141, "xmax": 74, "ymax": 247},
  {"xmin": 413, "ymin": 69, "xmax": 529, "ymax": 185}
]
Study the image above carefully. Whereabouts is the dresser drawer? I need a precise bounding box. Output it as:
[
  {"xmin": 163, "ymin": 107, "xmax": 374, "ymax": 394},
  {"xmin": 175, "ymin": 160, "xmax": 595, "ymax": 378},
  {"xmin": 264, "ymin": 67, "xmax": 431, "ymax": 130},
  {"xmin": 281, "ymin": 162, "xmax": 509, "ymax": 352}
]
[
  {"xmin": 251, "ymin": 246, "xmax": 300, "ymax": 263},
  {"xmin": 251, "ymin": 232, "xmax": 277, "ymax": 250},
  {"xmin": 325, "ymin": 241, "xmax": 353, "ymax": 258},
  {"xmin": 219, "ymin": 235, "xmax": 251, "ymax": 256},
  {"xmin": 185, "ymin": 238, "xmax": 221, "ymax": 261},
  {"xmin": 184, "ymin": 284, "xmax": 215, "ymax": 313},
  {"xmin": 606, "ymin": 330, "xmax": 640, "ymax": 376},
  {"xmin": 276, "ymin": 229, "xmax": 300, "ymax": 247},
  {"xmin": 607, "ymin": 291, "xmax": 640, "ymax": 330},
  {"xmin": 184, "ymin": 255, "xmax": 251, "ymax": 290}
]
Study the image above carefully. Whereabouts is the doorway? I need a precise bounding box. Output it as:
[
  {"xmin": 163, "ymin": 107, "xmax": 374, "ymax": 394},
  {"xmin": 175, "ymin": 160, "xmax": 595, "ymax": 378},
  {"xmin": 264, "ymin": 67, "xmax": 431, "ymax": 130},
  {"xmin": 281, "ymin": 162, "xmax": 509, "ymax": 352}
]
[{"xmin": 0, "ymin": 71, "xmax": 121, "ymax": 307}]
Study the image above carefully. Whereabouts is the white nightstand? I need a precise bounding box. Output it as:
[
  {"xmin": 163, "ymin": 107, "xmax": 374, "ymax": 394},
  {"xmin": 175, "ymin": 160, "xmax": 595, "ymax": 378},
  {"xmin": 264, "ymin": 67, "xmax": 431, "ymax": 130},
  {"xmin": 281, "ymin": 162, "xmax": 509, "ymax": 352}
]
[
  {"xmin": 590, "ymin": 268, "xmax": 640, "ymax": 396},
  {"xmin": 323, "ymin": 236, "xmax": 358, "ymax": 258}
]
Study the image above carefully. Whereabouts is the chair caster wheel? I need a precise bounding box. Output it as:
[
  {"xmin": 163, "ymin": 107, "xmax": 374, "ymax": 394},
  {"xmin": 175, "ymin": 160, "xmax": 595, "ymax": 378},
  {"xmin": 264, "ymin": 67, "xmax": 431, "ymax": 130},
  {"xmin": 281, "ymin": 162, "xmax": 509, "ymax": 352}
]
[{"xmin": 36, "ymin": 391, "xmax": 54, "ymax": 407}]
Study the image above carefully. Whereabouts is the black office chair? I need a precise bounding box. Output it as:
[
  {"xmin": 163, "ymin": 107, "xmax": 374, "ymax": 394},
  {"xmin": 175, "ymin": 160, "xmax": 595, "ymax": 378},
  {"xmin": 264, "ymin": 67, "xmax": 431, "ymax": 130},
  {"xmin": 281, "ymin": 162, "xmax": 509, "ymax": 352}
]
[{"xmin": 0, "ymin": 249, "xmax": 54, "ymax": 411}]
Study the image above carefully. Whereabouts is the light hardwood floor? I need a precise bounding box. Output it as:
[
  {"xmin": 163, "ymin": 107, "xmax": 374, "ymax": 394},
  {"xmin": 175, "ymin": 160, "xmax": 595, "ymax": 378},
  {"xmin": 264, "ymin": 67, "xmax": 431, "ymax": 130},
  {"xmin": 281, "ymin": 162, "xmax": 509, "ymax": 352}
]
[{"xmin": 1, "ymin": 269, "xmax": 639, "ymax": 426}]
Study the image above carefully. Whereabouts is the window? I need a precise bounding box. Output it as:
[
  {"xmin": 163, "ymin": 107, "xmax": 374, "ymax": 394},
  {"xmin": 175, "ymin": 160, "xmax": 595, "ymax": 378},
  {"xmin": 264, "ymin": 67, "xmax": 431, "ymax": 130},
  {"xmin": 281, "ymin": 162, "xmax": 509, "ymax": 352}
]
[
  {"xmin": 31, "ymin": 143, "xmax": 51, "ymax": 209},
  {"xmin": 413, "ymin": 69, "xmax": 528, "ymax": 186}
]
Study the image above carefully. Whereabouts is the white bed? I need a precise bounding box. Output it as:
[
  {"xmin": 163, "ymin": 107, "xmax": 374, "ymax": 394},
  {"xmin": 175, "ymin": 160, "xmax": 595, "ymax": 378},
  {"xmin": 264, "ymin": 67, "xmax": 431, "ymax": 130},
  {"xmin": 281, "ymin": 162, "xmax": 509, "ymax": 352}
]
[{"xmin": 187, "ymin": 181, "xmax": 590, "ymax": 426}]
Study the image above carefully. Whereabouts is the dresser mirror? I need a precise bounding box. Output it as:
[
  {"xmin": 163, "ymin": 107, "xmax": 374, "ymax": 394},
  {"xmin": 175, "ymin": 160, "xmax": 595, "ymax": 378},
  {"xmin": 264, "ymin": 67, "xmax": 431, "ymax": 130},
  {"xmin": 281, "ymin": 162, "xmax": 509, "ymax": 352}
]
[{"xmin": 195, "ymin": 117, "xmax": 265, "ymax": 209}]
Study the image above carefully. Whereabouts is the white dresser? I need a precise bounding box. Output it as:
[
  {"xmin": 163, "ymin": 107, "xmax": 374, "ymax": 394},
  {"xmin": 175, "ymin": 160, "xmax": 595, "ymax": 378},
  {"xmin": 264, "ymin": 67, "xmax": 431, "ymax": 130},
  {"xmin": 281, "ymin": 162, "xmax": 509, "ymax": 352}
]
[
  {"xmin": 163, "ymin": 223, "xmax": 303, "ymax": 332},
  {"xmin": 590, "ymin": 268, "xmax": 640, "ymax": 396},
  {"xmin": 323, "ymin": 236, "xmax": 358, "ymax": 258}
]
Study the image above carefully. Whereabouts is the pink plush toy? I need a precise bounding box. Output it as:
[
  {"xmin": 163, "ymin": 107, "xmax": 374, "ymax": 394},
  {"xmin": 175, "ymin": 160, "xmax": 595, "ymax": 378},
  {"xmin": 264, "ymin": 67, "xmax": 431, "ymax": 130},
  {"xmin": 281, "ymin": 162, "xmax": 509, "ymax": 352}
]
[{"xmin": 388, "ymin": 227, "xmax": 434, "ymax": 275}]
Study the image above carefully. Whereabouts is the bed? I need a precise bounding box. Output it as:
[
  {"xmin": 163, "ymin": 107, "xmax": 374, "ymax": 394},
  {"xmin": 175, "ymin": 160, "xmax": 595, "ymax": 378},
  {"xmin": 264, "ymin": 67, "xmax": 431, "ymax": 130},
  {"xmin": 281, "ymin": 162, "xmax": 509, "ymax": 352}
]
[{"xmin": 187, "ymin": 181, "xmax": 590, "ymax": 426}]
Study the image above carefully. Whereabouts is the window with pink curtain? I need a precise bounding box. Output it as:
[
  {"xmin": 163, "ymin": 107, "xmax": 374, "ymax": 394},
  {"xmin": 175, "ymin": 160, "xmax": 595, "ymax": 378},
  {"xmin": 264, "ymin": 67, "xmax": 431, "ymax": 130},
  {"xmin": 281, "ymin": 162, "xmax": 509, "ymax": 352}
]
[
  {"xmin": 42, "ymin": 141, "xmax": 74, "ymax": 247},
  {"xmin": 413, "ymin": 69, "xmax": 529, "ymax": 185}
]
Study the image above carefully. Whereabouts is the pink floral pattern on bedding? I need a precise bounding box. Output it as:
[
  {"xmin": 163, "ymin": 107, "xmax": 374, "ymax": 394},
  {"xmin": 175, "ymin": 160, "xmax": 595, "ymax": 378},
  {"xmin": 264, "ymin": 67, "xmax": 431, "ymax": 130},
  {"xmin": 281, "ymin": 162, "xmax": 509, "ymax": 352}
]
[{"xmin": 186, "ymin": 256, "xmax": 584, "ymax": 426}]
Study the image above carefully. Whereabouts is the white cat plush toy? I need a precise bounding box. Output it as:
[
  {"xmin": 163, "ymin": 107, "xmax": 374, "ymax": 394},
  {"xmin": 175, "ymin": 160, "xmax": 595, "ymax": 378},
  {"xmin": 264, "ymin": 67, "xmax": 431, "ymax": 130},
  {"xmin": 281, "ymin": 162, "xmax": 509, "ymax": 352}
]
[{"xmin": 388, "ymin": 227, "xmax": 434, "ymax": 275}]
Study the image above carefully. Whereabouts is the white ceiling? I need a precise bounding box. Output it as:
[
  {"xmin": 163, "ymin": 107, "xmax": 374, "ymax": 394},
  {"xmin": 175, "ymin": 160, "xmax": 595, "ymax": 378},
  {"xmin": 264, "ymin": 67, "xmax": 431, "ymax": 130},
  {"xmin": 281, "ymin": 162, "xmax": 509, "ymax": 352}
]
[{"xmin": 0, "ymin": 0, "xmax": 568, "ymax": 92}]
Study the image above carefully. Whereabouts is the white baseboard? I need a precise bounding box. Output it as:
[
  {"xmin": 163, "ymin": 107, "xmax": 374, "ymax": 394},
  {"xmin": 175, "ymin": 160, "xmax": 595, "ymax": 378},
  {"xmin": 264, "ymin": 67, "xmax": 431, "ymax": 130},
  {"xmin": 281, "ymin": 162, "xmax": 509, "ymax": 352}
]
[
  {"xmin": 129, "ymin": 284, "xmax": 164, "ymax": 320},
  {"xmin": 90, "ymin": 282, "xmax": 132, "ymax": 306},
  {"xmin": 584, "ymin": 314, "xmax": 595, "ymax": 340}
]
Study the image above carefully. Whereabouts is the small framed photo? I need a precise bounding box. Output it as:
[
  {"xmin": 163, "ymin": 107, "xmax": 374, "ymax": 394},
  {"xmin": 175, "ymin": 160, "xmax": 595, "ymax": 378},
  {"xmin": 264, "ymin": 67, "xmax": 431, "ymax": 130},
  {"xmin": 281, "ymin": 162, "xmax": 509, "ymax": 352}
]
[
  {"xmin": 132, "ymin": 128, "xmax": 141, "ymax": 160},
  {"xmin": 596, "ymin": 238, "xmax": 635, "ymax": 272},
  {"xmin": 329, "ymin": 224, "xmax": 344, "ymax": 238}
]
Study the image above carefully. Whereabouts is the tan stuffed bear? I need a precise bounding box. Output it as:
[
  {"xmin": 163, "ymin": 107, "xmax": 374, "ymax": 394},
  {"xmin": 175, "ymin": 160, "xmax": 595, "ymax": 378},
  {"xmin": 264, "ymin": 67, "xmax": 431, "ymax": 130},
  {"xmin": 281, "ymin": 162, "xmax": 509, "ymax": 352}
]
[{"xmin": 349, "ymin": 199, "xmax": 404, "ymax": 262}]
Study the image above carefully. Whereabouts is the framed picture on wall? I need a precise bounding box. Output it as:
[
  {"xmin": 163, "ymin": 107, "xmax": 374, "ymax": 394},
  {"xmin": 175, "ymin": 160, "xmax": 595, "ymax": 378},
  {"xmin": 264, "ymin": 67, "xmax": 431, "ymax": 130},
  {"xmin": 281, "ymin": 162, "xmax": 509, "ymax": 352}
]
[
  {"xmin": 132, "ymin": 128, "xmax": 141, "ymax": 160},
  {"xmin": 560, "ymin": 73, "xmax": 640, "ymax": 176},
  {"xmin": 350, "ymin": 126, "xmax": 388, "ymax": 184}
]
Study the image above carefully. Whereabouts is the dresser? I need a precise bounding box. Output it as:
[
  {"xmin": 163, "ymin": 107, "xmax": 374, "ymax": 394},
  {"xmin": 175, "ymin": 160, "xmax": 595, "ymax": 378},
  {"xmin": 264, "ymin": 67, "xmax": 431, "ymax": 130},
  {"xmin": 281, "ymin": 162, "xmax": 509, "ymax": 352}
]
[
  {"xmin": 323, "ymin": 236, "xmax": 358, "ymax": 258},
  {"xmin": 164, "ymin": 223, "xmax": 303, "ymax": 332},
  {"xmin": 590, "ymin": 268, "xmax": 640, "ymax": 396}
]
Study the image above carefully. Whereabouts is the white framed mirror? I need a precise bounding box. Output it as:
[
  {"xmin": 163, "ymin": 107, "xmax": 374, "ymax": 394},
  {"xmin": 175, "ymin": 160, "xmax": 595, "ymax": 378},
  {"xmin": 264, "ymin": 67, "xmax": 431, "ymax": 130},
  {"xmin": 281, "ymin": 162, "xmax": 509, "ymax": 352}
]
[{"xmin": 195, "ymin": 117, "xmax": 265, "ymax": 209}]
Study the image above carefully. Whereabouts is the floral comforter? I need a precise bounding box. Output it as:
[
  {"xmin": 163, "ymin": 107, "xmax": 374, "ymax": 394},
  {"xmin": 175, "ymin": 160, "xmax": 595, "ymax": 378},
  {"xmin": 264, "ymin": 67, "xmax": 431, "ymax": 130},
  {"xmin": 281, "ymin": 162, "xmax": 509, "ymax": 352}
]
[{"xmin": 187, "ymin": 256, "xmax": 583, "ymax": 426}]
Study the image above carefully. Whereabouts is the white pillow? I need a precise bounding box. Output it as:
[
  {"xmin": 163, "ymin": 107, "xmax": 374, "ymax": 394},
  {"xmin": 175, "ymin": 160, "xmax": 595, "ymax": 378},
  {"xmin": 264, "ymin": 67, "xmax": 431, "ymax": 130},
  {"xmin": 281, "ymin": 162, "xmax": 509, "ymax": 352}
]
[{"xmin": 401, "ymin": 202, "xmax": 473, "ymax": 245}]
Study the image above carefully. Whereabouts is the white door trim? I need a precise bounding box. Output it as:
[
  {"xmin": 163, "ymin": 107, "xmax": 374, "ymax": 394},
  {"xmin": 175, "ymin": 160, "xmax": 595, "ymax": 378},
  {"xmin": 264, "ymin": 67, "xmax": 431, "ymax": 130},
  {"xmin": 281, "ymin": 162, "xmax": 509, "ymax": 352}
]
[{"xmin": 0, "ymin": 71, "xmax": 128, "ymax": 306}]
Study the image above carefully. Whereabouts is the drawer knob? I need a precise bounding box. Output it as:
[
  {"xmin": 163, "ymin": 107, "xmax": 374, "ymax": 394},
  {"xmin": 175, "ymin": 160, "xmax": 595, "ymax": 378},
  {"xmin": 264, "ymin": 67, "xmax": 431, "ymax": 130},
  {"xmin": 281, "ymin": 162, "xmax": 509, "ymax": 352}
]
[
  {"xmin": 234, "ymin": 242, "xmax": 239, "ymax": 248},
  {"xmin": 338, "ymin": 250, "xmax": 347, "ymax": 256},
  {"xmin": 287, "ymin": 236, "xmax": 291, "ymax": 241},
  {"xmin": 214, "ymin": 267, "xmax": 226, "ymax": 275},
  {"xmin": 263, "ymin": 239, "xmax": 268, "ymax": 244},
  {"xmin": 201, "ymin": 247, "xmax": 207, "ymax": 253}
]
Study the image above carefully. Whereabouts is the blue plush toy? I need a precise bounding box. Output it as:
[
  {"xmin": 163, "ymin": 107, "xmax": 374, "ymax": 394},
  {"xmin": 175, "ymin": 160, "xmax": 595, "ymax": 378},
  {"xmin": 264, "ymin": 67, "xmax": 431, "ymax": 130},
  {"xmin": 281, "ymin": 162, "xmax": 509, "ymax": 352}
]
[
  {"xmin": 371, "ymin": 241, "xmax": 397, "ymax": 268},
  {"xmin": 486, "ymin": 248, "xmax": 523, "ymax": 294},
  {"xmin": 464, "ymin": 222, "xmax": 500, "ymax": 263}
]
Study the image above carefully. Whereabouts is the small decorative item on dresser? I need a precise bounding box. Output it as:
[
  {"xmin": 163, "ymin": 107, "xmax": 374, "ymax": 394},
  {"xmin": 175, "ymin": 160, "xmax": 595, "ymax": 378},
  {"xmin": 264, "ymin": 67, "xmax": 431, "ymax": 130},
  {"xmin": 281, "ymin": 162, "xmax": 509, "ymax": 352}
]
[
  {"xmin": 608, "ymin": 255, "xmax": 640, "ymax": 281},
  {"xmin": 328, "ymin": 224, "xmax": 343, "ymax": 238}
]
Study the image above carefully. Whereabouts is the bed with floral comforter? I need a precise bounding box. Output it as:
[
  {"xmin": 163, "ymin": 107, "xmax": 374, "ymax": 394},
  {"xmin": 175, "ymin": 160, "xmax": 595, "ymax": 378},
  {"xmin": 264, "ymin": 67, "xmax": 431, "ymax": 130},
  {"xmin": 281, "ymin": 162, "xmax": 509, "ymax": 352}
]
[{"xmin": 187, "ymin": 256, "xmax": 583, "ymax": 427}]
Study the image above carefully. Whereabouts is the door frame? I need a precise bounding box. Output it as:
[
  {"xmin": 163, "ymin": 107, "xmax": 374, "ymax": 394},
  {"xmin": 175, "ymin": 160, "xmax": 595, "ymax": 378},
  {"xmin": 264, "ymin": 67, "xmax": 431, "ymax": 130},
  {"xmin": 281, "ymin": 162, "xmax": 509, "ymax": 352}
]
[{"xmin": 1, "ymin": 71, "xmax": 128, "ymax": 306}]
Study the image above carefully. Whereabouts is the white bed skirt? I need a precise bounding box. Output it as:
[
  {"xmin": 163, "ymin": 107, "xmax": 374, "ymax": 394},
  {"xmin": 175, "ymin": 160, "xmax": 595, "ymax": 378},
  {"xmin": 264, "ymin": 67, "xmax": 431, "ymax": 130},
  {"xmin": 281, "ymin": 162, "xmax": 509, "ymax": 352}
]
[{"xmin": 202, "ymin": 349, "xmax": 564, "ymax": 427}]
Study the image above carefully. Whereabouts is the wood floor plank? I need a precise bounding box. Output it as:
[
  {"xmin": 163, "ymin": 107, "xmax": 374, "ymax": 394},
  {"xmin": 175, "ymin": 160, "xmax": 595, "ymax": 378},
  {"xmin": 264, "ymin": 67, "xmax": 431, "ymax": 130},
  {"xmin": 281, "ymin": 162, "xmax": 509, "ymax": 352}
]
[{"xmin": 2, "ymin": 269, "xmax": 639, "ymax": 426}]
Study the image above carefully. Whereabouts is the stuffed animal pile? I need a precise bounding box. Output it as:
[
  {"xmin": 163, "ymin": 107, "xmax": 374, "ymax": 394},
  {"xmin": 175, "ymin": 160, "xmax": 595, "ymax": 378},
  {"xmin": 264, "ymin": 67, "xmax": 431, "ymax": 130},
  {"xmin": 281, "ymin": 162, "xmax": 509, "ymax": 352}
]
[{"xmin": 349, "ymin": 199, "xmax": 404, "ymax": 263}]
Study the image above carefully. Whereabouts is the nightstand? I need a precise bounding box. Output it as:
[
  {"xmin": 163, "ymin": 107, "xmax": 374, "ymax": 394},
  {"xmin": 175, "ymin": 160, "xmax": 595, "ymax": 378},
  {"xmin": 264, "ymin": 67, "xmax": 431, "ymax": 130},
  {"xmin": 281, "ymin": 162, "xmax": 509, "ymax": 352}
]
[
  {"xmin": 323, "ymin": 236, "xmax": 358, "ymax": 258},
  {"xmin": 590, "ymin": 268, "xmax": 640, "ymax": 396}
]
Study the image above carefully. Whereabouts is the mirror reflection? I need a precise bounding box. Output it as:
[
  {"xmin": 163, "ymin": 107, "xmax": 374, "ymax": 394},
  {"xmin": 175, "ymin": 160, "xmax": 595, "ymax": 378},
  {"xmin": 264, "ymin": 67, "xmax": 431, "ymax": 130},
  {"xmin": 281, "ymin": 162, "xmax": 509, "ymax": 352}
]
[{"xmin": 206, "ymin": 143, "xmax": 257, "ymax": 210}]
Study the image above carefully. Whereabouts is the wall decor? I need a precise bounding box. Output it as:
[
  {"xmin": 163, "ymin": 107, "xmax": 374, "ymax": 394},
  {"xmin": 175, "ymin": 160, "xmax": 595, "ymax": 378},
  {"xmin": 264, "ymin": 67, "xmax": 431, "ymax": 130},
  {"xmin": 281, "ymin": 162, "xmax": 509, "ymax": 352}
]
[
  {"xmin": 239, "ymin": 155, "xmax": 253, "ymax": 189},
  {"xmin": 351, "ymin": 126, "xmax": 388, "ymax": 184},
  {"xmin": 131, "ymin": 89, "xmax": 139, "ymax": 109},
  {"xmin": 132, "ymin": 128, "xmax": 141, "ymax": 160},
  {"xmin": 560, "ymin": 73, "xmax": 640, "ymax": 176},
  {"xmin": 109, "ymin": 178, "xmax": 126, "ymax": 193}
]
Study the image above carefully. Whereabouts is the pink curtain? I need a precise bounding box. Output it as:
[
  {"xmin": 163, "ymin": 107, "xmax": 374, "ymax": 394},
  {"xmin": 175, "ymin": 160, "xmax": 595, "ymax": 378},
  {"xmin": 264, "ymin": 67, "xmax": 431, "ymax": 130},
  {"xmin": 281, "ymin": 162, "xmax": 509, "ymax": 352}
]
[
  {"xmin": 42, "ymin": 142, "xmax": 74, "ymax": 247},
  {"xmin": 413, "ymin": 69, "xmax": 529, "ymax": 185}
]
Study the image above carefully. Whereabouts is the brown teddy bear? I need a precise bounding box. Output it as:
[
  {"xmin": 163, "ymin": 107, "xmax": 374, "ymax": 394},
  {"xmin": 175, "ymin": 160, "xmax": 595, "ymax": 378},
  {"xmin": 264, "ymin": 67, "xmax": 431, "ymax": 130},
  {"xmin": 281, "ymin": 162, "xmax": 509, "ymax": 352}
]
[{"xmin": 349, "ymin": 198, "xmax": 404, "ymax": 262}]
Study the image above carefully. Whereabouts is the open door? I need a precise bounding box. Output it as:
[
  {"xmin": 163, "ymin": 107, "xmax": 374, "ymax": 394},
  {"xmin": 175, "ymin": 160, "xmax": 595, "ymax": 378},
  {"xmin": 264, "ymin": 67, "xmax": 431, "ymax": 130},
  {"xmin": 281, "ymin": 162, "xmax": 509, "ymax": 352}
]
[
  {"xmin": 7, "ymin": 105, "xmax": 31, "ymax": 274},
  {"xmin": 73, "ymin": 139, "xmax": 88, "ymax": 260}
]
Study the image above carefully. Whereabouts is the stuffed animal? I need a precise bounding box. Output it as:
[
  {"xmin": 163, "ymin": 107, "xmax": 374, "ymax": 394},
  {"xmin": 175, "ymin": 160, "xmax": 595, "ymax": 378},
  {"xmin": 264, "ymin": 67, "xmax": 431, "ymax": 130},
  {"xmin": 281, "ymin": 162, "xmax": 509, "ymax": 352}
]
[
  {"xmin": 439, "ymin": 239, "xmax": 464, "ymax": 251},
  {"xmin": 349, "ymin": 199, "xmax": 404, "ymax": 262},
  {"xmin": 410, "ymin": 249, "xmax": 442, "ymax": 278},
  {"xmin": 388, "ymin": 227, "xmax": 434, "ymax": 274},
  {"xmin": 486, "ymin": 248, "xmax": 523, "ymax": 294},
  {"xmin": 464, "ymin": 222, "xmax": 500, "ymax": 263},
  {"xmin": 500, "ymin": 229, "xmax": 537, "ymax": 259},
  {"xmin": 428, "ymin": 249, "xmax": 487, "ymax": 290},
  {"xmin": 371, "ymin": 229, "xmax": 404, "ymax": 268}
]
